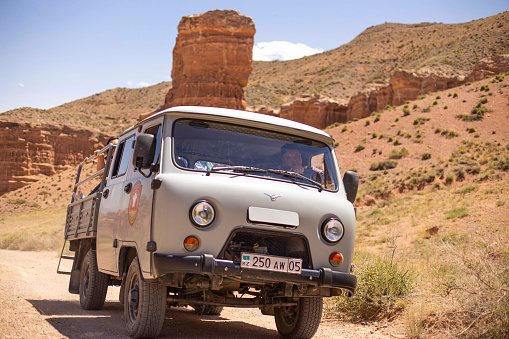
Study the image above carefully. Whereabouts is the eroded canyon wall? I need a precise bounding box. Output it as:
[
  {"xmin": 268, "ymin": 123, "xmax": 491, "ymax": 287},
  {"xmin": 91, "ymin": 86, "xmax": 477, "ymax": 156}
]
[
  {"xmin": 0, "ymin": 121, "xmax": 108, "ymax": 194},
  {"xmin": 279, "ymin": 55, "xmax": 509, "ymax": 128}
]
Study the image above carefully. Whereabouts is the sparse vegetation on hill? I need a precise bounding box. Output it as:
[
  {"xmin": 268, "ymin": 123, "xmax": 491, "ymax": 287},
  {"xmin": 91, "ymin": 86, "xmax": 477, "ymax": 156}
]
[{"xmin": 246, "ymin": 11, "xmax": 509, "ymax": 110}]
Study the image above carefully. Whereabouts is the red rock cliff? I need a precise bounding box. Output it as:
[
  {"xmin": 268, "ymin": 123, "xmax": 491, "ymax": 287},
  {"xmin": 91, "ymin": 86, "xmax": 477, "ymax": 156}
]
[
  {"xmin": 0, "ymin": 121, "xmax": 108, "ymax": 194},
  {"xmin": 162, "ymin": 10, "xmax": 255, "ymax": 110},
  {"xmin": 280, "ymin": 55, "xmax": 509, "ymax": 128}
]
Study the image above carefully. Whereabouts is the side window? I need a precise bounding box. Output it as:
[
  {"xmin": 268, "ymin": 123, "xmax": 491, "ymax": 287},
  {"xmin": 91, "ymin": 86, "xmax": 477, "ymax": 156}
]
[
  {"xmin": 144, "ymin": 124, "xmax": 162, "ymax": 164},
  {"xmin": 111, "ymin": 135, "xmax": 135, "ymax": 178}
]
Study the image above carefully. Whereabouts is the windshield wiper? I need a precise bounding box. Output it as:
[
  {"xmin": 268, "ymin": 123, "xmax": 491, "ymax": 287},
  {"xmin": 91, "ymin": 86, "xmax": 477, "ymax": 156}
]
[
  {"xmin": 267, "ymin": 169, "xmax": 323, "ymax": 192},
  {"xmin": 206, "ymin": 166, "xmax": 268, "ymax": 176}
]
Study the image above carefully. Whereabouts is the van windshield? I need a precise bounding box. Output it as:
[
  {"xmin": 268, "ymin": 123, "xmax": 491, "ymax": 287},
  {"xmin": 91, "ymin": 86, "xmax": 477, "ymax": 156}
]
[{"xmin": 172, "ymin": 119, "xmax": 338, "ymax": 191}]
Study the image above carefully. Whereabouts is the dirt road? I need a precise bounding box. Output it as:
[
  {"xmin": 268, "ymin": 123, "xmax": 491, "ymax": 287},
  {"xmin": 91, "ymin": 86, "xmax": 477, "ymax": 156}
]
[{"xmin": 0, "ymin": 250, "xmax": 403, "ymax": 338}]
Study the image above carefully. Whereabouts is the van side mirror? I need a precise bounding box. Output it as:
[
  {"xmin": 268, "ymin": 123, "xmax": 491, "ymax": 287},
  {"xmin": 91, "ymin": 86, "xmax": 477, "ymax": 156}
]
[
  {"xmin": 132, "ymin": 134, "xmax": 155, "ymax": 170},
  {"xmin": 343, "ymin": 171, "xmax": 359, "ymax": 204}
]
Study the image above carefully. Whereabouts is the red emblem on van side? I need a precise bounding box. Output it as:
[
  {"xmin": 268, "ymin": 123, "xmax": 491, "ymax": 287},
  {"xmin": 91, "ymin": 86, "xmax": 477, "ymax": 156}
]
[{"xmin": 128, "ymin": 181, "xmax": 142, "ymax": 226}]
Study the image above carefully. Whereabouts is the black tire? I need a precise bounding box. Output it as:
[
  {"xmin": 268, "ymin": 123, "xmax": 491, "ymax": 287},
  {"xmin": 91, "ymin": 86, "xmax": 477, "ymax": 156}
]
[
  {"xmin": 274, "ymin": 297, "xmax": 323, "ymax": 339},
  {"xmin": 193, "ymin": 304, "xmax": 224, "ymax": 316},
  {"xmin": 124, "ymin": 257, "xmax": 167, "ymax": 338},
  {"xmin": 79, "ymin": 249, "xmax": 109, "ymax": 310}
]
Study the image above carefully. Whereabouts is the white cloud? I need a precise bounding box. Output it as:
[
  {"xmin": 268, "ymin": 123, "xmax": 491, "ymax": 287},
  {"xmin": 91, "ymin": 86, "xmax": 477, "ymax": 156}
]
[
  {"xmin": 127, "ymin": 80, "xmax": 134, "ymax": 86},
  {"xmin": 253, "ymin": 41, "xmax": 324, "ymax": 61},
  {"xmin": 137, "ymin": 82, "xmax": 150, "ymax": 87},
  {"xmin": 18, "ymin": 83, "xmax": 25, "ymax": 87}
]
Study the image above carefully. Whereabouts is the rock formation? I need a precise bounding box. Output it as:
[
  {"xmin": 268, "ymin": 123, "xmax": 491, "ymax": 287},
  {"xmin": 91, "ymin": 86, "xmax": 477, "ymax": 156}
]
[
  {"xmin": 279, "ymin": 95, "xmax": 348, "ymax": 128},
  {"xmin": 162, "ymin": 10, "xmax": 255, "ymax": 111},
  {"xmin": 467, "ymin": 54, "xmax": 509, "ymax": 82},
  {"xmin": 0, "ymin": 121, "xmax": 108, "ymax": 194},
  {"xmin": 280, "ymin": 55, "xmax": 509, "ymax": 128}
]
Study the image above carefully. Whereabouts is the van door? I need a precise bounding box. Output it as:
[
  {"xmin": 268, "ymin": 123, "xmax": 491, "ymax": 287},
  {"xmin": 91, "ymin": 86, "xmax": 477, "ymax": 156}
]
[
  {"xmin": 117, "ymin": 119, "xmax": 163, "ymax": 275},
  {"xmin": 96, "ymin": 133, "xmax": 136, "ymax": 274}
]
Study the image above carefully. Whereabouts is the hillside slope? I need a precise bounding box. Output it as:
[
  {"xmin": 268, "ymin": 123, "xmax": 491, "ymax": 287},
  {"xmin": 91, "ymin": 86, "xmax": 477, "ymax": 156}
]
[
  {"xmin": 246, "ymin": 11, "xmax": 509, "ymax": 110},
  {"xmin": 0, "ymin": 82, "xmax": 172, "ymax": 134}
]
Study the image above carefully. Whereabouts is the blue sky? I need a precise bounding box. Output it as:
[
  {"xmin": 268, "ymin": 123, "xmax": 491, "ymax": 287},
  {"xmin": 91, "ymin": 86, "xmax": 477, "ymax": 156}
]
[{"xmin": 0, "ymin": 0, "xmax": 507, "ymax": 113}]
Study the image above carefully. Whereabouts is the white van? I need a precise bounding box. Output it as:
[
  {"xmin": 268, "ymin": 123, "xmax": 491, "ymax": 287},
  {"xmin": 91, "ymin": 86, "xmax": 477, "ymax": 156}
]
[{"xmin": 59, "ymin": 106, "xmax": 359, "ymax": 339}]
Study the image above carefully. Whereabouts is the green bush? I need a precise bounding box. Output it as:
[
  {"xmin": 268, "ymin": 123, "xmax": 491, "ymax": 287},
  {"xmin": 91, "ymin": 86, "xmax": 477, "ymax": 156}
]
[
  {"xmin": 355, "ymin": 145, "xmax": 365, "ymax": 152},
  {"xmin": 329, "ymin": 254, "xmax": 413, "ymax": 321},
  {"xmin": 389, "ymin": 148, "xmax": 409, "ymax": 159},
  {"xmin": 422, "ymin": 152, "xmax": 432, "ymax": 160},
  {"xmin": 445, "ymin": 207, "xmax": 469, "ymax": 220}
]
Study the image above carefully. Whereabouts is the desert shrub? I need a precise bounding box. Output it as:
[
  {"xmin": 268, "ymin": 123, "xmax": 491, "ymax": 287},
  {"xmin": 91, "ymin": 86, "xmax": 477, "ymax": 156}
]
[
  {"xmin": 328, "ymin": 253, "xmax": 413, "ymax": 321},
  {"xmin": 422, "ymin": 152, "xmax": 432, "ymax": 160},
  {"xmin": 403, "ymin": 108, "xmax": 411, "ymax": 116},
  {"xmin": 422, "ymin": 106, "xmax": 431, "ymax": 112},
  {"xmin": 453, "ymin": 92, "xmax": 458, "ymax": 98},
  {"xmin": 389, "ymin": 148, "xmax": 409, "ymax": 159},
  {"xmin": 480, "ymin": 84, "xmax": 490, "ymax": 91},
  {"xmin": 445, "ymin": 207, "xmax": 469, "ymax": 220},
  {"xmin": 454, "ymin": 185, "xmax": 478, "ymax": 194},
  {"xmin": 444, "ymin": 105, "xmax": 448, "ymax": 109},
  {"xmin": 413, "ymin": 119, "xmax": 419, "ymax": 125},
  {"xmin": 341, "ymin": 126, "xmax": 347, "ymax": 133},
  {"xmin": 497, "ymin": 157, "xmax": 509, "ymax": 171},
  {"xmin": 433, "ymin": 100, "xmax": 438, "ymax": 105},
  {"xmin": 355, "ymin": 145, "xmax": 365, "ymax": 152},
  {"xmin": 365, "ymin": 119, "xmax": 371, "ymax": 126},
  {"xmin": 423, "ymin": 241, "xmax": 509, "ymax": 338},
  {"xmin": 374, "ymin": 114, "xmax": 381, "ymax": 122},
  {"xmin": 393, "ymin": 139, "xmax": 401, "ymax": 146},
  {"xmin": 445, "ymin": 172, "xmax": 454, "ymax": 185},
  {"xmin": 372, "ymin": 132, "xmax": 378, "ymax": 138},
  {"xmin": 370, "ymin": 160, "xmax": 398, "ymax": 171},
  {"xmin": 456, "ymin": 114, "xmax": 483, "ymax": 121},
  {"xmin": 466, "ymin": 127, "xmax": 476, "ymax": 133}
]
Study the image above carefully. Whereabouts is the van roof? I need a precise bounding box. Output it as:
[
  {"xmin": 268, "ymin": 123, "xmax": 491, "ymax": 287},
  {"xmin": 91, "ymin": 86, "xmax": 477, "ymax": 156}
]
[{"xmin": 131, "ymin": 106, "xmax": 334, "ymax": 144}]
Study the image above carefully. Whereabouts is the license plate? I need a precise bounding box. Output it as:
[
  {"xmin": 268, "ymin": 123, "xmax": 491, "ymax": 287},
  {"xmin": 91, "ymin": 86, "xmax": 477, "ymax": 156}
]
[{"xmin": 241, "ymin": 253, "xmax": 302, "ymax": 274}]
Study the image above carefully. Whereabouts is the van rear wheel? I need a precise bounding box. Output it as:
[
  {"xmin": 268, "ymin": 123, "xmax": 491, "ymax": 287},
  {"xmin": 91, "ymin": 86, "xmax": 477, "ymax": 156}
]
[
  {"xmin": 79, "ymin": 249, "xmax": 109, "ymax": 310},
  {"xmin": 124, "ymin": 257, "xmax": 167, "ymax": 338},
  {"xmin": 274, "ymin": 297, "xmax": 323, "ymax": 339}
]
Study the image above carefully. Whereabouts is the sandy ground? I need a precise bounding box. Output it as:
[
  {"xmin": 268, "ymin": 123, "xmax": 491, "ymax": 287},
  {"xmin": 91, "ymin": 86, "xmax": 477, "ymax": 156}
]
[{"xmin": 0, "ymin": 249, "xmax": 405, "ymax": 338}]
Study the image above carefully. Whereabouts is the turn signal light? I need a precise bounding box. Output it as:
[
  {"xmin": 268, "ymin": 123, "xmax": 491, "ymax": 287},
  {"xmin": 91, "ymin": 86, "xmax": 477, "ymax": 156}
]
[
  {"xmin": 184, "ymin": 236, "xmax": 199, "ymax": 252},
  {"xmin": 329, "ymin": 252, "xmax": 343, "ymax": 267}
]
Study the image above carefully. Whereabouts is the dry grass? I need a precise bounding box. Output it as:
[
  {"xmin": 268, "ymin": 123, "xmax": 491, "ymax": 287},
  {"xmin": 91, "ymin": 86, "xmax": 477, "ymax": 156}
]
[{"xmin": 0, "ymin": 207, "xmax": 66, "ymax": 251}]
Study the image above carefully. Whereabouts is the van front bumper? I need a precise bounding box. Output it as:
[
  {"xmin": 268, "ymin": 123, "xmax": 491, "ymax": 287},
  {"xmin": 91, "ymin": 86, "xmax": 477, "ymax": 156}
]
[{"xmin": 152, "ymin": 253, "xmax": 357, "ymax": 295}]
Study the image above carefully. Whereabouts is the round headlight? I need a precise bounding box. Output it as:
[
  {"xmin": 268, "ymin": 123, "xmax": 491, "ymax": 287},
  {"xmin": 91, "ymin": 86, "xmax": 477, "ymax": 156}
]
[
  {"xmin": 190, "ymin": 200, "xmax": 215, "ymax": 227},
  {"xmin": 321, "ymin": 218, "xmax": 344, "ymax": 243}
]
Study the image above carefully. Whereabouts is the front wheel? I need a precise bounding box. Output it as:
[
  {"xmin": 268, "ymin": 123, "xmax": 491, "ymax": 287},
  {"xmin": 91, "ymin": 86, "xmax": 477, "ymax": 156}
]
[
  {"xmin": 274, "ymin": 297, "xmax": 323, "ymax": 339},
  {"xmin": 124, "ymin": 257, "xmax": 167, "ymax": 338},
  {"xmin": 79, "ymin": 249, "xmax": 109, "ymax": 310}
]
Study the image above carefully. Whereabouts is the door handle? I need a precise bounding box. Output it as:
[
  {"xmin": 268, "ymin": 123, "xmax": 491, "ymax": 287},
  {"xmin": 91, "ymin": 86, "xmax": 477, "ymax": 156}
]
[
  {"xmin": 124, "ymin": 183, "xmax": 132, "ymax": 194},
  {"xmin": 103, "ymin": 189, "xmax": 110, "ymax": 199}
]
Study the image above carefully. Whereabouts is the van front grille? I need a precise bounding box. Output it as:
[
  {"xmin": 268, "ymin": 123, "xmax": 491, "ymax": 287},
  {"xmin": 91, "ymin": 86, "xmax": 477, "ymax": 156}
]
[{"xmin": 217, "ymin": 228, "xmax": 312, "ymax": 269}]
